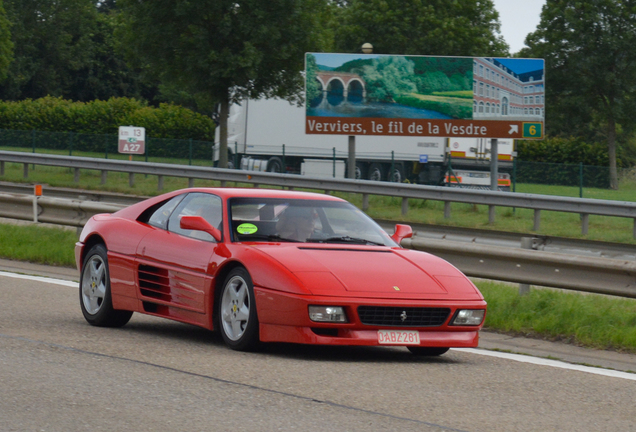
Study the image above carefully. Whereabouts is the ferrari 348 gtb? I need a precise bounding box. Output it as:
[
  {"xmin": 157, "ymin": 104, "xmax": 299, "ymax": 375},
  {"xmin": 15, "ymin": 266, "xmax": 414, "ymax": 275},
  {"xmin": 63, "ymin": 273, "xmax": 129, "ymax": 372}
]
[{"xmin": 76, "ymin": 188, "xmax": 486, "ymax": 355}]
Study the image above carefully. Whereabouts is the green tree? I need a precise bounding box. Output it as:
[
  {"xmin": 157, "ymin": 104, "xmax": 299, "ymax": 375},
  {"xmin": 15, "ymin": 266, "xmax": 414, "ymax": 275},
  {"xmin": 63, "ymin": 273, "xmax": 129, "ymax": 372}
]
[
  {"xmin": 334, "ymin": 0, "xmax": 508, "ymax": 56},
  {"xmin": 0, "ymin": 1, "xmax": 13, "ymax": 82},
  {"xmin": 118, "ymin": 0, "xmax": 333, "ymax": 168},
  {"xmin": 0, "ymin": 0, "xmax": 154, "ymax": 102},
  {"xmin": 0, "ymin": 0, "xmax": 99, "ymax": 100},
  {"xmin": 523, "ymin": 0, "xmax": 636, "ymax": 189}
]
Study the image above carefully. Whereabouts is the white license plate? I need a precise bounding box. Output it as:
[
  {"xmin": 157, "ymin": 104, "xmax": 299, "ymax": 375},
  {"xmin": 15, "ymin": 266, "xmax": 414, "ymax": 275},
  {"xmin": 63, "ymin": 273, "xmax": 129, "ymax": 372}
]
[{"xmin": 377, "ymin": 329, "xmax": 420, "ymax": 345}]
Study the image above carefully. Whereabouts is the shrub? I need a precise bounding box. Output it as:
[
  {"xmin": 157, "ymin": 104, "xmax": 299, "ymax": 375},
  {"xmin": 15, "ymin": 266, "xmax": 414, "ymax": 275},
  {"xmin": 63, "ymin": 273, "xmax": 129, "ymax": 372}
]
[{"xmin": 0, "ymin": 96, "xmax": 214, "ymax": 141}]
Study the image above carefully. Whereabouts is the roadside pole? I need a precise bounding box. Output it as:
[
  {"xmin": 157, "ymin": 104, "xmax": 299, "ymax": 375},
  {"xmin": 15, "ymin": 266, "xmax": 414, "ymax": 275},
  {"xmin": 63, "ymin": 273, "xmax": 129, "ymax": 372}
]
[
  {"xmin": 348, "ymin": 135, "xmax": 356, "ymax": 179},
  {"xmin": 489, "ymin": 138, "xmax": 499, "ymax": 223}
]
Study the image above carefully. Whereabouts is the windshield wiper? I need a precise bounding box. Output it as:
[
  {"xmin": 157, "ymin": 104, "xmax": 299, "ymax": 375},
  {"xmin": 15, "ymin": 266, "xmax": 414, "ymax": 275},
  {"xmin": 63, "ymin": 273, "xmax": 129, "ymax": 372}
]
[
  {"xmin": 237, "ymin": 234, "xmax": 301, "ymax": 243},
  {"xmin": 307, "ymin": 236, "xmax": 385, "ymax": 246}
]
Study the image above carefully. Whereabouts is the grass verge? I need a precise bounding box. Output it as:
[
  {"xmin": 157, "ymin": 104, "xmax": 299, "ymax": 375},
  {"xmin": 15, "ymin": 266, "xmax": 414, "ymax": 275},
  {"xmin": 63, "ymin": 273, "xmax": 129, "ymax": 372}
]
[
  {"xmin": 476, "ymin": 280, "xmax": 636, "ymax": 354},
  {"xmin": 0, "ymin": 223, "xmax": 77, "ymax": 266}
]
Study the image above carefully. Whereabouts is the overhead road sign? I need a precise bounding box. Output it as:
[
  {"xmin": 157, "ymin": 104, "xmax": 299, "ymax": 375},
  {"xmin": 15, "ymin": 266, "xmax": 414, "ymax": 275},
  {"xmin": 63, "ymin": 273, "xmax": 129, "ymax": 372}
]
[{"xmin": 305, "ymin": 53, "xmax": 544, "ymax": 140}]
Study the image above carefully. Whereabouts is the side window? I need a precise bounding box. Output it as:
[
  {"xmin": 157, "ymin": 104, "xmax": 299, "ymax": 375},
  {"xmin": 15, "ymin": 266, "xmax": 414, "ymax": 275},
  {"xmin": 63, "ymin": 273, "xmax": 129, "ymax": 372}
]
[
  {"xmin": 146, "ymin": 195, "xmax": 185, "ymax": 229},
  {"xmin": 167, "ymin": 193, "xmax": 223, "ymax": 242}
]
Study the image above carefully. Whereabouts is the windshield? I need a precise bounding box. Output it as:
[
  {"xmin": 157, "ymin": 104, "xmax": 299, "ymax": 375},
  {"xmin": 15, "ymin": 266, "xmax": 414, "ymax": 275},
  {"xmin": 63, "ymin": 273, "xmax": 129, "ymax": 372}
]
[{"xmin": 229, "ymin": 198, "xmax": 398, "ymax": 247}]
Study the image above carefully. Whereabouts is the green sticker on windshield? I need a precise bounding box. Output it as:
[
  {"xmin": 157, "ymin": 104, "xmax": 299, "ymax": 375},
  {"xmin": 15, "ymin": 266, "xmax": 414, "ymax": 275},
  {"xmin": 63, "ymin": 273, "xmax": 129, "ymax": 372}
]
[{"xmin": 237, "ymin": 223, "xmax": 258, "ymax": 235}]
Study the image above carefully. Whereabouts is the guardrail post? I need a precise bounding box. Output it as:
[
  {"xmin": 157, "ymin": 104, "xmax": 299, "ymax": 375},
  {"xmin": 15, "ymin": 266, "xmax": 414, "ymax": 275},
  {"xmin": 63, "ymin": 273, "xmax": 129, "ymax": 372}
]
[
  {"xmin": 158, "ymin": 175, "xmax": 164, "ymax": 191},
  {"xmin": 533, "ymin": 209, "xmax": 541, "ymax": 231},
  {"xmin": 519, "ymin": 237, "xmax": 533, "ymax": 295},
  {"xmin": 129, "ymin": 172, "xmax": 135, "ymax": 187},
  {"xmin": 23, "ymin": 163, "xmax": 28, "ymax": 179},
  {"xmin": 1, "ymin": 161, "xmax": 4, "ymax": 176},
  {"xmin": 488, "ymin": 205, "xmax": 495, "ymax": 224},
  {"xmin": 74, "ymin": 168, "xmax": 80, "ymax": 183},
  {"xmin": 188, "ymin": 178, "xmax": 194, "ymax": 188},
  {"xmin": 362, "ymin": 193, "xmax": 369, "ymax": 211},
  {"xmin": 581, "ymin": 213, "xmax": 589, "ymax": 235},
  {"xmin": 634, "ymin": 219, "xmax": 636, "ymax": 240},
  {"xmin": 401, "ymin": 197, "xmax": 408, "ymax": 215},
  {"xmin": 444, "ymin": 201, "xmax": 451, "ymax": 219},
  {"xmin": 220, "ymin": 180, "xmax": 227, "ymax": 187},
  {"xmin": 101, "ymin": 170, "xmax": 107, "ymax": 185}
]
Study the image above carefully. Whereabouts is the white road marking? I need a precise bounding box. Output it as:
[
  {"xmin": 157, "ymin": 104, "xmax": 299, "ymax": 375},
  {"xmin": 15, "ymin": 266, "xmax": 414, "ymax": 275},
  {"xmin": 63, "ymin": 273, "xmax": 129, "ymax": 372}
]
[
  {"xmin": 454, "ymin": 348, "xmax": 636, "ymax": 381},
  {"xmin": 0, "ymin": 271, "xmax": 78, "ymax": 288},
  {"xmin": 0, "ymin": 271, "xmax": 634, "ymax": 381}
]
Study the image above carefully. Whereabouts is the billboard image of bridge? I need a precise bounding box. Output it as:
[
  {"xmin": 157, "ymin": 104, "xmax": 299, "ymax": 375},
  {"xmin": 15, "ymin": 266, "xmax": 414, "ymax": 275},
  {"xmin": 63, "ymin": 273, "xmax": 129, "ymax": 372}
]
[{"xmin": 305, "ymin": 53, "xmax": 544, "ymax": 140}]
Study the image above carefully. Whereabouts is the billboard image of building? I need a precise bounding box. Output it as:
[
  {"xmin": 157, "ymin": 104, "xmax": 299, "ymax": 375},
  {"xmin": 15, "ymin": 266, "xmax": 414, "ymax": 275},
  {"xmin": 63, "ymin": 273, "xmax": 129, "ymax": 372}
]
[{"xmin": 472, "ymin": 57, "xmax": 544, "ymax": 121}]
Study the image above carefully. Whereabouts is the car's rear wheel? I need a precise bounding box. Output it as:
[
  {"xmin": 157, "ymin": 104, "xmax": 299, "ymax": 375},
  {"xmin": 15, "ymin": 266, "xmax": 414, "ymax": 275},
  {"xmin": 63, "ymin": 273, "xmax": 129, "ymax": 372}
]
[
  {"xmin": 407, "ymin": 347, "xmax": 449, "ymax": 356},
  {"xmin": 79, "ymin": 244, "xmax": 133, "ymax": 327},
  {"xmin": 218, "ymin": 267, "xmax": 260, "ymax": 351}
]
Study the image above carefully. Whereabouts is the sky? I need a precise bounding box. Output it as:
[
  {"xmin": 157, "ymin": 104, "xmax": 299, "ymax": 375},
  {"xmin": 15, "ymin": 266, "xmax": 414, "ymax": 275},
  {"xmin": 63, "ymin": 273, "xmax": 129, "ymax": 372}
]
[{"xmin": 493, "ymin": 0, "xmax": 547, "ymax": 54}]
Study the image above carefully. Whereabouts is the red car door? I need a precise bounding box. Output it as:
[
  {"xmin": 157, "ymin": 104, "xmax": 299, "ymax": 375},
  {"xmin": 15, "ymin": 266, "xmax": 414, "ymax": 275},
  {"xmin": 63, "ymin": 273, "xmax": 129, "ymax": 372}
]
[{"xmin": 134, "ymin": 192, "xmax": 224, "ymax": 326}]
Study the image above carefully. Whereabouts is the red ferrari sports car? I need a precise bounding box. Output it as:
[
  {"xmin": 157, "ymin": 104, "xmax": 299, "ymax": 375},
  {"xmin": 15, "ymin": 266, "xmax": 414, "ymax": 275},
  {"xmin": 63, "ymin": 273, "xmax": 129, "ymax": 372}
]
[{"xmin": 76, "ymin": 188, "xmax": 486, "ymax": 355}]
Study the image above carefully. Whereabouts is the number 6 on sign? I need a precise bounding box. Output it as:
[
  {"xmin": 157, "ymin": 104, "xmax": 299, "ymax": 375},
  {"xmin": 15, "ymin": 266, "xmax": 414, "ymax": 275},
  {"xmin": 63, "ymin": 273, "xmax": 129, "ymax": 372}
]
[{"xmin": 522, "ymin": 122, "xmax": 543, "ymax": 139}]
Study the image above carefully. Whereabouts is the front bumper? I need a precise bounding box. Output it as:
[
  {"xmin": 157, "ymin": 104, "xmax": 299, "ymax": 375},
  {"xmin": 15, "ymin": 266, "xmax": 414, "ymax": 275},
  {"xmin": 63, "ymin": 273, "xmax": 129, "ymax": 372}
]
[{"xmin": 254, "ymin": 286, "xmax": 486, "ymax": 347}]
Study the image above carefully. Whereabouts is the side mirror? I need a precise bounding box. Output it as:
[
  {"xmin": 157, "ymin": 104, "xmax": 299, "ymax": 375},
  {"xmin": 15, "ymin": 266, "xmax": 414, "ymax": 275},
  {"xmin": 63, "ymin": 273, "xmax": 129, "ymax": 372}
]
[
  {"xmin": 391, "ymin": 224, "xmax": 413, "ymax": 244},
  {"xmin": 180, "ymin": 215, "xmax": 222, "ymax": 242}
]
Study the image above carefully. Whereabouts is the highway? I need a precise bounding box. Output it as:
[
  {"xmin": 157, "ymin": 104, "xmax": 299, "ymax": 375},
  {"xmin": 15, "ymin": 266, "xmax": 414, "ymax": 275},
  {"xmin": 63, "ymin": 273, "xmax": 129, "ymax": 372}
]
[{"xmin": 1, "ymin": 264, "xmax": 634, "ymax": 432}]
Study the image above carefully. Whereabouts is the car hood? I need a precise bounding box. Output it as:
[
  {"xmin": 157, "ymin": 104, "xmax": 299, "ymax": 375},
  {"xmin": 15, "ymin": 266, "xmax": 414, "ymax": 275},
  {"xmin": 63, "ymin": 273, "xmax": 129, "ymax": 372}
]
[{"xmin": 250, "ymin": 244, "xmax": 482, "ymax": 300}]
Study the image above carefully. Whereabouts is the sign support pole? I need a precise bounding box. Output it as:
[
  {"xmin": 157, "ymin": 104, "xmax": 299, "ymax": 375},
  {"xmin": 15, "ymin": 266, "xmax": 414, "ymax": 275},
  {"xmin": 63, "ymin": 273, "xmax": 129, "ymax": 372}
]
[
  {"xmin": 490, "ymin": 138, "xmax": 499, "ymax": 191},
  {"xmin": 348, "ymin": 135, "xmax": 356, "ymax": 179}
]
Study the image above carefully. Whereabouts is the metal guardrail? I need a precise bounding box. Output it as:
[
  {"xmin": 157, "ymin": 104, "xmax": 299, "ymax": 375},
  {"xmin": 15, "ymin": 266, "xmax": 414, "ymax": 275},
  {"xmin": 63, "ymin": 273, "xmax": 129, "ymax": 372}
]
[
  {"xmin": 1, "ymin": 150, "xmax": 636, "ymax": 238},
  {"xmin": 0, "ymin": 192, "xmax": 124, "ymax": 227},
  {"xmin": 1, "ymin": 190, "xmax": 635, "ymax": 298},
  {"xmin": 403, "ymin": 237, "xmax": 636, "ymax": 299}
]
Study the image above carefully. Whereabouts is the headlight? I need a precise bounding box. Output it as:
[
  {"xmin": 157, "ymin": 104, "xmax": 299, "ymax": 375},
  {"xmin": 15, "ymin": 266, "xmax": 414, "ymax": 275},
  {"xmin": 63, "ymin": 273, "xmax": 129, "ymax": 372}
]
[
  {"xmin": 308, "ymin": 306, "xmax": 348, "ymax": 323},
  {"xmin": 450, "ymin": 309, "xmax": 485, "ymax": 326}
]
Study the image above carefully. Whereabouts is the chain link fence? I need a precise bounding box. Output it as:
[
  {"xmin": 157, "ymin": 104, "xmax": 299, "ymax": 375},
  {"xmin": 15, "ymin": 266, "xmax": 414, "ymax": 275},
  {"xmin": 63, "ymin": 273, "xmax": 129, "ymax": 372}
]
[
  {"xmin": 513, "ymin": 160, "xmax": 611, "ymax": 190},
  {"xmin": 0, "ymin": 128, "xmax": 214, "ymax": 164}
]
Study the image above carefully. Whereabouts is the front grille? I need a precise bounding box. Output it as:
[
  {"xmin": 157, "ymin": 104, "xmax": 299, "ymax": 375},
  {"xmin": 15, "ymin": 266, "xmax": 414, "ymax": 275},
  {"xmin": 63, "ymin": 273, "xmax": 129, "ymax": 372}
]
[{"xmin": 357, "ymin": 306, "xmax": 450, "ymax": 327}]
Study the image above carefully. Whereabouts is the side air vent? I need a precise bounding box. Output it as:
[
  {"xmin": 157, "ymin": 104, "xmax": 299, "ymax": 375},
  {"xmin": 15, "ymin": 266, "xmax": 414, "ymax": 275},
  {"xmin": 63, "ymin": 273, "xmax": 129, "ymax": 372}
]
[{"xmin": 138, "ymin": 265, "xmax": 171, "ymax": 302}]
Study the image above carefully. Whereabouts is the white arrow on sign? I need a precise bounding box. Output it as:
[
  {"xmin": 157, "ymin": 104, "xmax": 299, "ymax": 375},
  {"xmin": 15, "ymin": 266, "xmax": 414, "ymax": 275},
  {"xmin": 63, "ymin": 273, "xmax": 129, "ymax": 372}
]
[{"xmin": 508, "ymin": 125, "xmax": 519, "ymax": 135}]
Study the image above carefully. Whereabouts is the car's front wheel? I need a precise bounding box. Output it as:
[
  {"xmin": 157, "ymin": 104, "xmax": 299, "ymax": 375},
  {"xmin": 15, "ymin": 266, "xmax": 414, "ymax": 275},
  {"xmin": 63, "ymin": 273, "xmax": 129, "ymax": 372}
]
[
  {"xmin": 217, "ymin": 267, "xmax": 260, "ymax": 351},
  {"xmin": 79, "ymin": 244, "xmax": 133, "ymax": 327},
  {"xmin": 407, "ymin": 347, "xmax": 449, "ymax": 356}
]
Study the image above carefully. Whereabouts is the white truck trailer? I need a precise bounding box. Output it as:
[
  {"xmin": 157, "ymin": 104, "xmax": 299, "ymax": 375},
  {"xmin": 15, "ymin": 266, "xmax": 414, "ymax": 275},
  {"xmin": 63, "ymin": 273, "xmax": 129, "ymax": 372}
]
[
  {"xmin": 214, "ymin": 98, "xmax": 447, "ymax": 184},
  {"xmin": 446, "ymin": 137, "xmax": 515, "ymax": 190},
  {"xmin": 214, "ymin": 98, "xmax": 514, "ymax": 188}
]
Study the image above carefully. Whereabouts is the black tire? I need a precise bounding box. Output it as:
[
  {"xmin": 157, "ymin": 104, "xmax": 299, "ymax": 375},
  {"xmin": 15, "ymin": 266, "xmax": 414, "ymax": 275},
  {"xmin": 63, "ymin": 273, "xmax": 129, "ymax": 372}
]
[
  {"xmin": 217, "ymin": 267, "xmax": 260, "ymax": 351},
  {"xmin": 389, "ymin": 164, "xmax": 406, "ymax": 183},
  {"xmin": 368, "ymin": 163, "xmax": 385, "ymax": 181},
  {"xmin": 354, "ymin": 162, "xmax": 367, "ymax": 180},
  {"xmin": 407, "ymin": 347, "xmax": 450, "ymax": 356},
  {"xmin": 79, "ymin": 244, "xmax": 133, "ymax": 327},
  {"xmin": 266, "ymin": 157, "xmax": 284, "ymax": 173}
]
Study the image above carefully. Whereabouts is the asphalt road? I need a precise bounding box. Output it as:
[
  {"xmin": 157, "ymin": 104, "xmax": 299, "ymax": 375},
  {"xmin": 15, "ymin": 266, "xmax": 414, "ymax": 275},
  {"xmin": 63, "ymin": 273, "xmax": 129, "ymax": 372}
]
[{"xmin": 1, "ymin": 265, "xmax": 635, "ymax": 432}]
